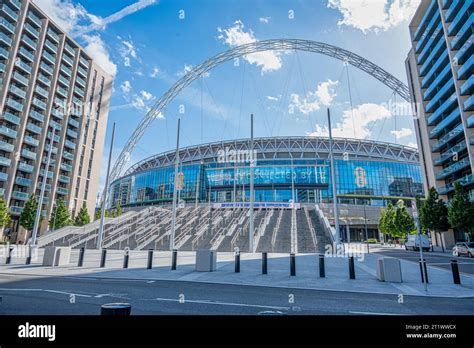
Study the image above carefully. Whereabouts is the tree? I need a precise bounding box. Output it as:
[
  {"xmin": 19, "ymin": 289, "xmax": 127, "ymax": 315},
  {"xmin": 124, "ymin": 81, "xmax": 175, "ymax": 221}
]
[
  {"xmin": 114, "ymin": 202, "xmax": 123, "ymax": 217},
  {"xmin": 49, "ymin": 199, "xmax": 72, "ymax": 230},
  {"xmin": 75, "ymin": 203, "xmax": 91, "ymax": 226},
  {"xmin": 19, "ymin": 195, "xmax": 39, "ymax": 232},
  {"xmin": 0, "ymin": 197, "xmax": 11, "ymax": 230},
  {"xmin": 420, "ymin": 187, "xmax": 450, "ymax": 251},
  {"xmin": 393, "ymin": 200, "xmax": 416, "ymax": 240},
  {"xmin": 448, "ymin": 182, "xmax": 474, "ymax": 238},
  {"xmin": 379, "ymin": 203, "xmax": 396, "ymax": 242}
]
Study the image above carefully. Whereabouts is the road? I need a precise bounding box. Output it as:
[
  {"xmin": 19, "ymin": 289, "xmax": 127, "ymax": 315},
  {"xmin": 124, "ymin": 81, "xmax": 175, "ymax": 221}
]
[
  {"xmin": 372, "ymin": 247, "xmax": 474, "ymax": 275},
  {"xmin": 0, "ymin": 274, "xmax": 472, "ymax": 315}
]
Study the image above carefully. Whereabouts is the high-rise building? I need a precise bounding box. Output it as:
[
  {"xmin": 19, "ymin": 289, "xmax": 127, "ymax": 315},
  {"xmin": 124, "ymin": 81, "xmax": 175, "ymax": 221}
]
[
  {"xmin": 0, "ymin": 0, "xmax": 113, "ymax": 242},
  {"xmin": 406, "ymin": 0, "xmax": 473, "ymax": 244}
]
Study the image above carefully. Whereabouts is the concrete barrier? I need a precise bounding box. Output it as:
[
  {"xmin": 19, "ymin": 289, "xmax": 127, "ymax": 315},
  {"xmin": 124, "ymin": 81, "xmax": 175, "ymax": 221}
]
[
  {"xmin": 42, "ymin": 246, "xmax": 71, "ymax": 267},
  {"xmin": 195, "ymin": 250, "xmax": 217, "ymax": 272},
  {"xmin": 377, "ymin": 258, "xmax": 402, "ymax": 283}
]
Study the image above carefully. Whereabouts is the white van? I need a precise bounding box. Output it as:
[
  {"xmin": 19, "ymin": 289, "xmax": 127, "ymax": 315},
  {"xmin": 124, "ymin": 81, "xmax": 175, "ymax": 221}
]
[{"xmin": 405, "ymin": 234, "xmax": 430, "ymax": 251}]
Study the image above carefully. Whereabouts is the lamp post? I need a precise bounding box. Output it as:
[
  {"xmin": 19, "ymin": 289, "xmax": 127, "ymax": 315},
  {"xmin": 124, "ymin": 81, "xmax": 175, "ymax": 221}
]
[
  {"xmin": 363, "ymin": 202, "xmax": 369, "ymax": 253},
  {"xmin": 327, "ymin": 108, "xmax": 341, "ymax": 246}
]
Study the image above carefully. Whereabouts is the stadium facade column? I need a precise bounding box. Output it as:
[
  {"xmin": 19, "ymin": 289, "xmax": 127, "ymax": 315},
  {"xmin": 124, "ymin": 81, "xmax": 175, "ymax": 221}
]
[{"xmin": 327, "ymin": 109, "xmax": 341, "ymax": 246}]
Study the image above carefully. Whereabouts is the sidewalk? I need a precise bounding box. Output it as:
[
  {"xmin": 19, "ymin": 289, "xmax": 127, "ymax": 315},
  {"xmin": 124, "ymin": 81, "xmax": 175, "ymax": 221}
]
[{"xmin": 1, "ymin": 249, "xmax": 473, "ymax": 298}]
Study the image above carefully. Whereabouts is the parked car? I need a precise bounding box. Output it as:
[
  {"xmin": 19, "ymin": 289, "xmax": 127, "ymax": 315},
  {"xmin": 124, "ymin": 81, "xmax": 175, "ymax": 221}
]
[
  {"xmin": 452, "ymin": 242, "xmax": 474, "ymax": 258},
  {"xmin": 405, "ymin": 234, "xmax": 430, "ymax": 251}
]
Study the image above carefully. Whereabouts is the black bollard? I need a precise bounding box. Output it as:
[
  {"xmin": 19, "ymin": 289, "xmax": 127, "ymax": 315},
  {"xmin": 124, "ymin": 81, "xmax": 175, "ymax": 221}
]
[
  {"xmin": 147, "ymin": 249, "xmax": 153, "ymax": 269},
  {"xmin": 77, "ymin": 247, "xmax": 85, "ymax": 267},
  {"xmin": 319, "ymin": 254, "xmax": 325, "ymax": 278},
  {"xmin": 290, "ymin": 253, "xmax": 296, "ymax": 276},
  {"xmin": 234, "ymin": 252, "xmax": 240, "ymax": 273},
  {"xmin": 349, "ymin": 256, "xmax": 355, "ymax": 279},
  {"xmin": 262, "ymin": 252, "xmax": 267, "ymax": 274},
  {"xmin": 100, "ymin": 248, "xmax": 107, "ymax": 268},
  {"xmin": 5, "ymin": 246, "xmax": 13, "ymax": 265},
  {"xmin": 171, "ymin": 249, "xmax": 177, "ymax": 270},
  {"xmin": 451, "ymin": 260, "xmax": 461, "ymax": 285},
  {"xmin": 123, "ymin": 250, "xmax": 129, "ymax": 269},
  {"xmin": 25, "ymin": 246, "xmax": 33, "ymax": 265},
  {"xmin": 101, "ymin": 303, "xmax": 131, "ymax": 316},
  {"xmin": 418, "ymin": 259, "xmax": 429, "ymax": 283}
]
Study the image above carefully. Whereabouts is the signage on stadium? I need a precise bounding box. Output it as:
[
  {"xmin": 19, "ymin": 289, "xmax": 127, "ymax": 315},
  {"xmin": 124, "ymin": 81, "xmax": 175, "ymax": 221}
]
[{"xmin": 212, "ymin": 202, "xmax": 301, "ymax": 209}]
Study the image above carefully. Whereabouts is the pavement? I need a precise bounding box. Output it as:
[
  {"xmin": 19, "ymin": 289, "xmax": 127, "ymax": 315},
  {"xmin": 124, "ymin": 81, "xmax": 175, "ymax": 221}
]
[{"xmin": 0, "ymin": 247, "xmax": 473, "ymax": 299}]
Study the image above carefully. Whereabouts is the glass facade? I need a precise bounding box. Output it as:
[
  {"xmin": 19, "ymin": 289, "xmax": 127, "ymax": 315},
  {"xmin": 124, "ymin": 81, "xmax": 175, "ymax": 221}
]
[{"xmin": 110, "ymin": 155, "xmax": 423, "ymax": 208}]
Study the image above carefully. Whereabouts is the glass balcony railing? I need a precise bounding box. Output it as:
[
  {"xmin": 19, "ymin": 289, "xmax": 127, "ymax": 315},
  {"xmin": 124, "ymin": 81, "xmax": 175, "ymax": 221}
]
[
  {"xmin": 72, "ymin": 96, "xmax": 83, "ymax": 106},
  {"xmin": 419, "ymin": 37, "xmax": 445, "ymax": 76},
  {"xmin": 47, "ymin": 29, "xmax": 59, "ymax": 43},
  {"xmin": 49, "ymin": 120, "xmax": 62, "ymax": 131},
  {"xmin": 434, "ymin": 140, "xmax": 467, "ymax": 166},
  {"xmin": 39, "ymin": 169, "xmax": 54, "ymax": 179},
  {"xmin": 32, "ymin": 97, "xmax": 47, "ymax": 110},
  {"xmin": 0, "ymin": 156, "xmax": 11, "ymax": 167},
  {"xmin": 423, "ymin": 65, "xmax": 452, "ymax": 101},
  {"xmin": 416, "ymin": 16, "xmax": 441, "ymax": 54},
  {"xmin": 425, "ymin": 78, "xmax": 455, "ymax": 113},
  {"xmin": 47, "ymin": 131, "xmax": 60, "ymax": 143},
  {"xmin": 0, "ymin": 140, "xmax": 14, "ymax": 152},
  {"xmin": 0, "ymin": 46, "xmax": 9, "ymax": 60},
  {"xmin": 0, "ymin": 61, "xmax": 4, "ymax": 73},
  {"xmin": 60, "ymin": 163, "xmax": 72, "ymax": 172},
  {"xmin": 451, "ymin": 13, "xmax": 474, "ymax": 50},
  {"xmin": 35, "ymin": 85, "xmax": 49, "ymax": 98},
  {"xmin": 64, "ymin": 140, "xmax": 76, "ymax": 150},
  {"xmin": 15, "ymin": 176, "xmax": 32, "ymax": 187},
  {"xmin": 37, "ymin": 73, "xmax": 51, "ymax": 87},
  {"xmin": 62, "ymin": 54, "xmax": 73, "ymax": 66},
  {"xmin": 8, "ymin": 0, "xmax": 21, "ymax": 11},
  {"xmin": 430, "ymin": 108, "xmax": 461, "ymax": 139},
  {"xmin": 421, "ymin": 51, "xmax": 449, "ymax": 89},
  {"xmin": 39, "ymin": 62, "xmax": 54, "ymax": 75},
  {"xmin": 51, "ymin": 108, "xmax": 64, "ymax": 120},
  {"xmin": 0, "ymin": 125, "xmax": 17, "ymax": 138},
  {"xmin": 467, "ymin": 115, "xmax": 474, "ymax": 128},
  {"xmin": 26, "ymin": 122, "xmax": 42, "ymax": 134},
  {"xmin": 3, "ymin": 111, "xmax": 21, "ymax": 125},
  {"xmin": 58, "ymin": 74, "xmax": 69, "ymax": 86},
  {"xmin": 0, "ymin": 18, "xmax": 15, "ymax": 34},
  {"xmin": 56, "ymin": 86, "xmax": 68, "ymax": 98},
  {"xmin": 79, "ymin": 56, "xmax": 89, "ymax": 67},
  {"xmin": 69, "ymin": 118, "xmax": 80, "ymax": 128},
  {"xmin": 57, "ymin": 187, "xmax": 69, "ymax": 195},
  {"xmin": 44, "ymin": 39, "xmax": 57, "ymax": 53},
  {"xmin": 77, "ymin": 66, "xmax": 87, "ymax": 77},
  {"xmin": 60, "ymin": 64, "xmax": 71, "ymax": 76},
  {"xmin": 23, "ymin": 135, "xmax": 39, "ymax": 147},
  {"xmin": 18, "ymin": 46, "xmax": 34, "ymax": 62},
  {"xmin": 0, "ymin": 31, "xmax": 12, "ymax": 46},
  {"xmin": 67, "ymin": 128, "xmax": 78, "ymax": 138},
  {"xmin": 447, "ymin": 0, "xmax": 473, "ymax": 36},
  {"xmin": 8, "ymin": 84, "xmax": 26, "ymax": 99},
  {"xmin": 446, "ymin": 0, "xmax": 464, "ymax": 22},
  {"xmin": 15, "ymin": 59, "xmax": 32, "ymax": 74},
  {"xmin": 6, "ymin": 97, "xmax": 24, "ymax": 112},
  {"xmin": 42, "ymin": 50, "xmax": 55, "ymax": 64},
  {"xmin": 453, "ymin": 34, "xmax": 473, "ymax": 66},
  {"xmin": 24, "ymin": 22, "xmax": 39, "ymax": 38},
  {"xmin": 44, "ymin": 144, "xmax": 58, "ymax": 155},
  {"xmin": 12, "ymin": 191, "xmax": 29, "ymax": 200},
  {"xmin": 1, "ymin": 4, "xmax": 18, "ymax": 22},
  {"xmin": 0, "ymin": 172, "xmax": 8, "ymax": 182},
  {"xmin": 438, "ymin": 174, "xmax": 474, "ymax": 195},
  {"xmin": 10, "ymin": 206, "xmax": 24, "ymax": 215},
  {"xmin": 414, "ymin": 0, "xmax": 437, "ymax": 41},
  {"xmin": 460, "ymin": 75, "xmax": 474, "ymax": 95},
  {"xmin": 30, "ymin": 109, "xmax": 44, "ymax": 123},
  {"xmin": 418, "ymin": 31, "xmax": 444, "ymax": 66},
  {"xmin": 457, "ymin": 55, "xmax": 474, "ymax": 80},
  {"xmin": 63, "ymin": 151, "xmax": 74, "ymax": 160},
  {"xmin": 21, "ymin": 148, "xmax": 37, "ymax": 160},
  {"xmin": 436, "ymin": 157, "xmax": 471, "ymax": 180},
  {"xmin": 59, "ymin": 175, "xmax": 70, "ymax": 184},
  {"xmin": 464, "ymin": 95, "xmax": 474, "ymax": 111},
  {"xmin": 76, "ymin": 76, "xmax": 86, "ymax": 87},
  {"xmin": 21, "ymin": 35, "xmax": 37, "ymax": 50},
  {"xmin": 74, "ymin": 87, "xmax": 84, "ymax": 98},
  {"xmin": 27, "ymin": 11, "xmax": 42, "ymax": 28},
  {"xmin": 64, "ymin": 44, "xmax": 75, "ymax": 57},
  {"xmin": 432, "ymin": 123, "xmax": 464, "ymax": 152},
  {"xmin": 17, "ymin": 162, "xmax": 34, "ymax": 173}
]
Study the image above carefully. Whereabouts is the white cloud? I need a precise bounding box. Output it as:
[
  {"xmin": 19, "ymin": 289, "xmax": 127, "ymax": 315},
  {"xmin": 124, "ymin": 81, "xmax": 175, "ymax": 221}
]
[
  {"xmin": 289, "ymin": 79, "xmax": 339, "ymax": 115},
  {"xmin": 309, "ymin": 103, "xmax": 392, "ymax": 139},
  {"xmin": 150, "ymin": 66, "xmax": 160, "ymax": 78},
  {"xmin": 217, "ymin": 20, "xmax": 282, "ymax": 74},
  {"xmin": 119, "ymin": 39, "xmax": 138, "ymax": 67},
  {"xmin": 327, "ymin": 0, "xmax": 421, "ymax": 33},
  {"xmin": 259, "ymin": 17, "xmax": 270, "ymax": 24},
  {"xmin": 140, "ymin": 90, "xmax": 153, "ymax": 101},
  {"xmin": 407, "ymin": 141, "xmax": 418, "ymax": 148},
  {"xmin": 120, "ymin": 80, "xmax": 132, "ymax": 94},
  {"xmin": 267, "ymin": 95, "xmax": 279, "ymax": 101},
  {"xmin": 177, "ymin": 64, "xmax": 209, "ymax": 78},
  {"xmin": 32, "ymin": 0, "xmax": 90, "ymax": 33},
  {"xmin": 82, "ymin": 34, "xmax": 117, "ymax": 76},
  {"xmin": 390, "ymin": 127, "xmax": 413, "ymax": 139}
]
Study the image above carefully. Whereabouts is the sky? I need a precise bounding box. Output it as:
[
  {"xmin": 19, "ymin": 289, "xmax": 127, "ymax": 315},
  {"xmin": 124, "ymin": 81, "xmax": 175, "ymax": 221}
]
[{"xmin": 32, "ymin": 0, "xmax": 422, "ymax": 194}]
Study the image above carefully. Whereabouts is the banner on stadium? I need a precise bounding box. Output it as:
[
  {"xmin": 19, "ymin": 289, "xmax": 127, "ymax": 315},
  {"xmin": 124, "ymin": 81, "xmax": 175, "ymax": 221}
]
[{"xmin": 212, "ymin": 202, "xmax": 300, "ymax": 209}]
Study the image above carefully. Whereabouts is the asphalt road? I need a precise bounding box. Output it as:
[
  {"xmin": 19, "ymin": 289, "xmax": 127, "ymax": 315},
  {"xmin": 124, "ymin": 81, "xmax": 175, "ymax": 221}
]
[
  {"xmin": 373, "ymin": 247, "xmax": 474, "ymax": 275},
  {"xmin": 0, "ymin": 274, "xmax": 472, "ymax": 315}
]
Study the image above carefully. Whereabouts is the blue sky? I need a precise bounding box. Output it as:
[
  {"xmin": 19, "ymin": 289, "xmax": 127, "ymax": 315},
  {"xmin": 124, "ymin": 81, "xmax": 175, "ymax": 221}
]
[{"xmin": 33, "ymin": 0, "xmax": 422, "ymax": 193}]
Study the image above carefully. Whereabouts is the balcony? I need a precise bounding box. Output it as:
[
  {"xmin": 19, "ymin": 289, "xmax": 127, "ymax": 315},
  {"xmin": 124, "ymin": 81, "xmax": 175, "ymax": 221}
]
[
  {"xmin": 56, "ymin": 86, "xmax": 68, "ymax": 98},
  {"xmin": 79, "ymin": 56, "xmax": 89, "ymax": 67},
  {"xmin": 32, "ymin": 97, "xmax": 47, "ymax": 110},
  {"xmin": 446, "ymin": 0, "xmax": 464, "ymax": 22},
  {"xmin": 0, "ymin": 156, "xmax": 11, "ymax": 167},
  {"xmin": 18, "ymin": 162, "xmax": 34, "ymax": 173},
  {"xmin": 3, "ymin": 111, "xmax": 21, "ymax": 125},
  {"xmin": 77, "ymin": 66, "xmax": 87, "ymax": 78},
  {"xmin": 0, "ymin": 140, "xmax": 14, "ymax": 152},
  {"xmin": 432, "ymin": 123, "xmax": 464, "ymax": 152},
  {"xmin": 8, "ymin": 84, "xmax": 26, "ymax": 99},
  {"xmin": 0, "ymin": 125, "xmax": 17, "ymax": 138},
  {"xmin": 64, "ymin": 140, "xmax": 76, "ymax": 150},
  {"xmin": 434, "ymin": 140, "xmax": 467, "ymax": 166},
  {"xmin": 58, "ymin": 74, "xmax": 69, "ymax": 86},
  {"xmin": 39, "ymin": 169, "xmax": 53, "ymax": 179},
  {"xmin": 0, "ymin": 31, "xmax": 12, "ymax": 46},
  {"xmin": 414, "ymin": 0, "xmax": 437, "ymax": 41},
  {"xmin": 0, "ymin": 18, "xmax": 15, "ymax": 34},
  {"xmin": 23, "ymin": 22, "xmax": 39, "ymax": 38},
  {"xmin": 464, "ymin": 95, "xmax": 474, "ymax": 111},
  {"xmin": 419, "ymin": 37, "xmax": 445, "ymax": 76},
  {"xmin": 447, "ymin": 1, "xmax": 473, "ymax": 36},
  {"xmin": 74, "ymin": 86, "xmax": 85, "ymax": 98},
  {"xmin": 15, "ymin": 59, "xmax": 32, "ymax": 75},
  {"xmin": 416, "ymin": 16, "xmax": 441, "ymax": 54},
  {"xmin": 424, "ymin": 65, "xmax": 452, "ymax": 101},
  {"xmin": 68, "ymin": 118, "xmax": 80, "ymax": 128},
  {"xmin": 457, "ymin": 55, "xmax": 474, "ymax": 80},
  {"xmin": 58, "ymin": 175, "xmax": 70, "ymax": 184},
  {"xmin": 72, "ymin": 96, "xmax": 83, "ymax": 106},
  {"xmin": 15, "ymin": 176, "xmax": 32, "ymax": 187},
  {"xmin": 8, "ymin": 0, "xmax": 21, "ymax": 11},
  {"xmin": 62, "ymin": 54, "xmax": 74, "ymax": 66},
  {"xmin": 418, "ymin": 26, "xmax": 444, "ymax": 65},
  {"xmin": 12, "ymin": 191, "xmax": 29, "ymax": 200},
  {"xmin": 44, "ymin": 39, "xmax": 57, "ymax": 53},
  {"xmin": 47, "ymin": 28, "xmax": 59, "ymax": 43},
  {"xmin": 37, "ymin": 73, "xmax": 51, "ymax": 87},
  {"xmin": 30, "ymin": 109, "xmax": 44, "ymax": 123},
  {"xmin": 64, "ymin": 44, "xmax": 75, "ymax": 57},
  {"xmin": 26, "ymin": 122, "xmax": 42, "ymax": 135},
  {"xmin": 60, "ymin": 163, "xmax": 73, "ymax": 172},
  {"xmin": 47, "ymin": 131, "xmax": 60, "ymax": 143},
  {"xmin": 18, "ymin": 46, "xmax": 34, "ymax": 62},
  {"xmin": 23, "ymin": 135, "xmax": 39, "ymax": 147},
  {"xmin": 67, "ymin": 128, "xmax": 78, "ymax": 138},
  {"xmin": 1, "ymin": 4, "xmax": 18, "ymax": 22},
  {"xmin": 10, "ymin": 206, "xmax": 24, "ymax": 215},
  {"xmin": 421, "ymin": 51, "xmax": 449, "ymax": 89},
  {"xmin": 436, "ymin": 157, "xmax": 471, "ymax": 180},
  {"xmin": 425, "ymin": 78, "xmax": 455, "ymax": 113},
  {"xmin": 461, "ymin": 75, "xmax": 474, "ymax": 95},
  {"xmin": 21, "ymin": 35, "xmax": 37, "ymax": 50},
  {"xmin": 63, "ymin": 151, "xmax": 74, "ymax": 161},
  {"xmin": 60, "ymin": 64, "xmax": 71, "ymax": 76},
  {"xmin": 453, "ymin": 34, "xmax": 473, "ymax": 66},
  {"xmin": 39, "ymin": 62, "xmax": 54, "ymax": 75},
  {"xmin": 21, "ymin": 148, "xmax": 37, "ymax": 160},
  {"xmin": 48, "ymin": 120, "xmax": 62, "ymax": 132},
  {"xmin": 44, "ymin": 144, "xmax": 58, "ymax": 155},
  {"xmin": 42, "ymin": 50, "xmax": 56, "ymax": 64},
  {"xmin": 57, "ymin": 187, "xmax": 69, "ymax": 195},
  {"xmin": 0, "ymin": 173, "xmax": 7, "ymax": 182},
  {"xmin": 0, "ymin": 46, "xmax": 9, "ymax": 60},
  {"xmin": 6, "ymin": 97, "xmax": 24, "ymax": 112},
  {"xmin": 438, "ymin": 174, "xmax": 474, "ymax": 195},
  {"xmin": 468, "ymin": 115, "xmax": 474, "ymax": 128},
  {"xmin": 51, "ymin": 108, "xmax": 64, "ymax": 120},
  {"xmin": 451, "ymin": 13, "xmax": 474, "ymax": 50},
  {"xmin": 26, "ymin": 11, "xmax": 42, "ymax": 28},
  {"xmin": 35, "ymin": 85, "xmax": 49, "ymax": 99}
]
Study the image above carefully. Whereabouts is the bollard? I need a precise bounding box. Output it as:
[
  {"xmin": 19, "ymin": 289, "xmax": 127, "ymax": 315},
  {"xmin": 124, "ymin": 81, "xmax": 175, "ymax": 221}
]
[
  {"xmin": 101, "ymin": 303, "xmax": 131, "ymax": 316},
  {"xmin": 77, "ymin": 247, "xmax": 85, "ymax": 267},
  {"xmin": 262, "ymin": 252, "xmax": 267, "ymax": 274},
  {"xmin": 319, "ymin": 254, "xmax": 325, "ymax": 278},
  {"xmin": 418, "ymin": 259, "xmax": 429, "ymax": 283},
  {"xmin": 123, "ymin": 250, "xmax": 129, "ymax": 269},
  {"xmin": 290, "ymin": 253, "xmax": 296, "ymax": 276},
  {"xmin": 171, "ymin": 249, "xmax": 177, "ymax": 270},
  {"xmin": 451, "ymin": 260, "xmax": 461, "ymax": 285},
  {"xmin": 5, "ymin": 246, "xmax": 13, "ymax": 265},
  {"xmin": 147, "ymin": 249, "xmax": 153, "ymax": 269},
  {"xmin": 234, "ymin": 252, "xmax": 240, "ymax": 273},
  {"xmin": 25, "ymin": 246, "xmax": 33, "ymax": 265},
  {"xmin": 348, "ymin": 256, "xmax": 355, "ymax": 279},
  {"xmin": 100, "ymin": 248, "xmax": 107, "ymax": 268}
]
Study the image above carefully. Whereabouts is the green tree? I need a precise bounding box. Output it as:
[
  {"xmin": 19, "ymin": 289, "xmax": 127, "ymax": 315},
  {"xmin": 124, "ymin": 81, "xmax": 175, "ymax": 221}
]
[
  {"xmin": 448, "ymin": 182, "xmax": 474, "ymax": 237},
  {"xmin": 379, "ymin": 203, "xmax": 396, "ymax": 242},
  {"xmin": 420, "ymin": 187, "xmax": 450, "ymax": 251},
  {"xmin": 49, "ymin": 199, "xmax": 72, "ymax": 230},
  {"xmin": 75, "ymin": 203, "xmax": 91, "ymax": 226},
  {"xmin": 114, "ymin": 202, "xmax": 123, "ymax": 217},
  {"xmin": 19, "ymin": 195, "xmax": 39, "ymax": 232},
  {"xmin": 0, "ymin": 197, "xmax": 11, "ymax": 229},
  {"xmin": 393, "ymin": 200, "xmax": 416, "ymax": 240}
]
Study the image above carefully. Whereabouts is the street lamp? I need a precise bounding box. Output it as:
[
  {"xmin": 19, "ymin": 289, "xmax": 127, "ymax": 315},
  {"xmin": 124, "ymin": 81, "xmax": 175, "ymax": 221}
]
[{"xmin": 363, "ymin": 202, "xmax": 369, "ymax": 253}]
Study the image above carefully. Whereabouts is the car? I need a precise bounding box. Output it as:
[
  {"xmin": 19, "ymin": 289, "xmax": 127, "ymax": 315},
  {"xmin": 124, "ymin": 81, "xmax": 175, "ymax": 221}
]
[
  {"xmin": 405, "ymin": 234, "xmax": 430, "ymax": 251},
  {"xmin": 452, "ymin": 242, "xmax": 474, "ymax": 258}
]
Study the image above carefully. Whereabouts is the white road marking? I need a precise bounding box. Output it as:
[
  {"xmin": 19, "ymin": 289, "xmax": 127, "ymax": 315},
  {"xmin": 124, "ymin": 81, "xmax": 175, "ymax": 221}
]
[
  {"xmin": 349, "ymin": 311, "xmax": 404, "ymax": 315},
  {"xmin": 0, "ymin": 288, "xmax": 92, "ymax": 297},
  {"xmin": 146, "ymin": 297, "xmax": 290, "ymax": 311}
]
